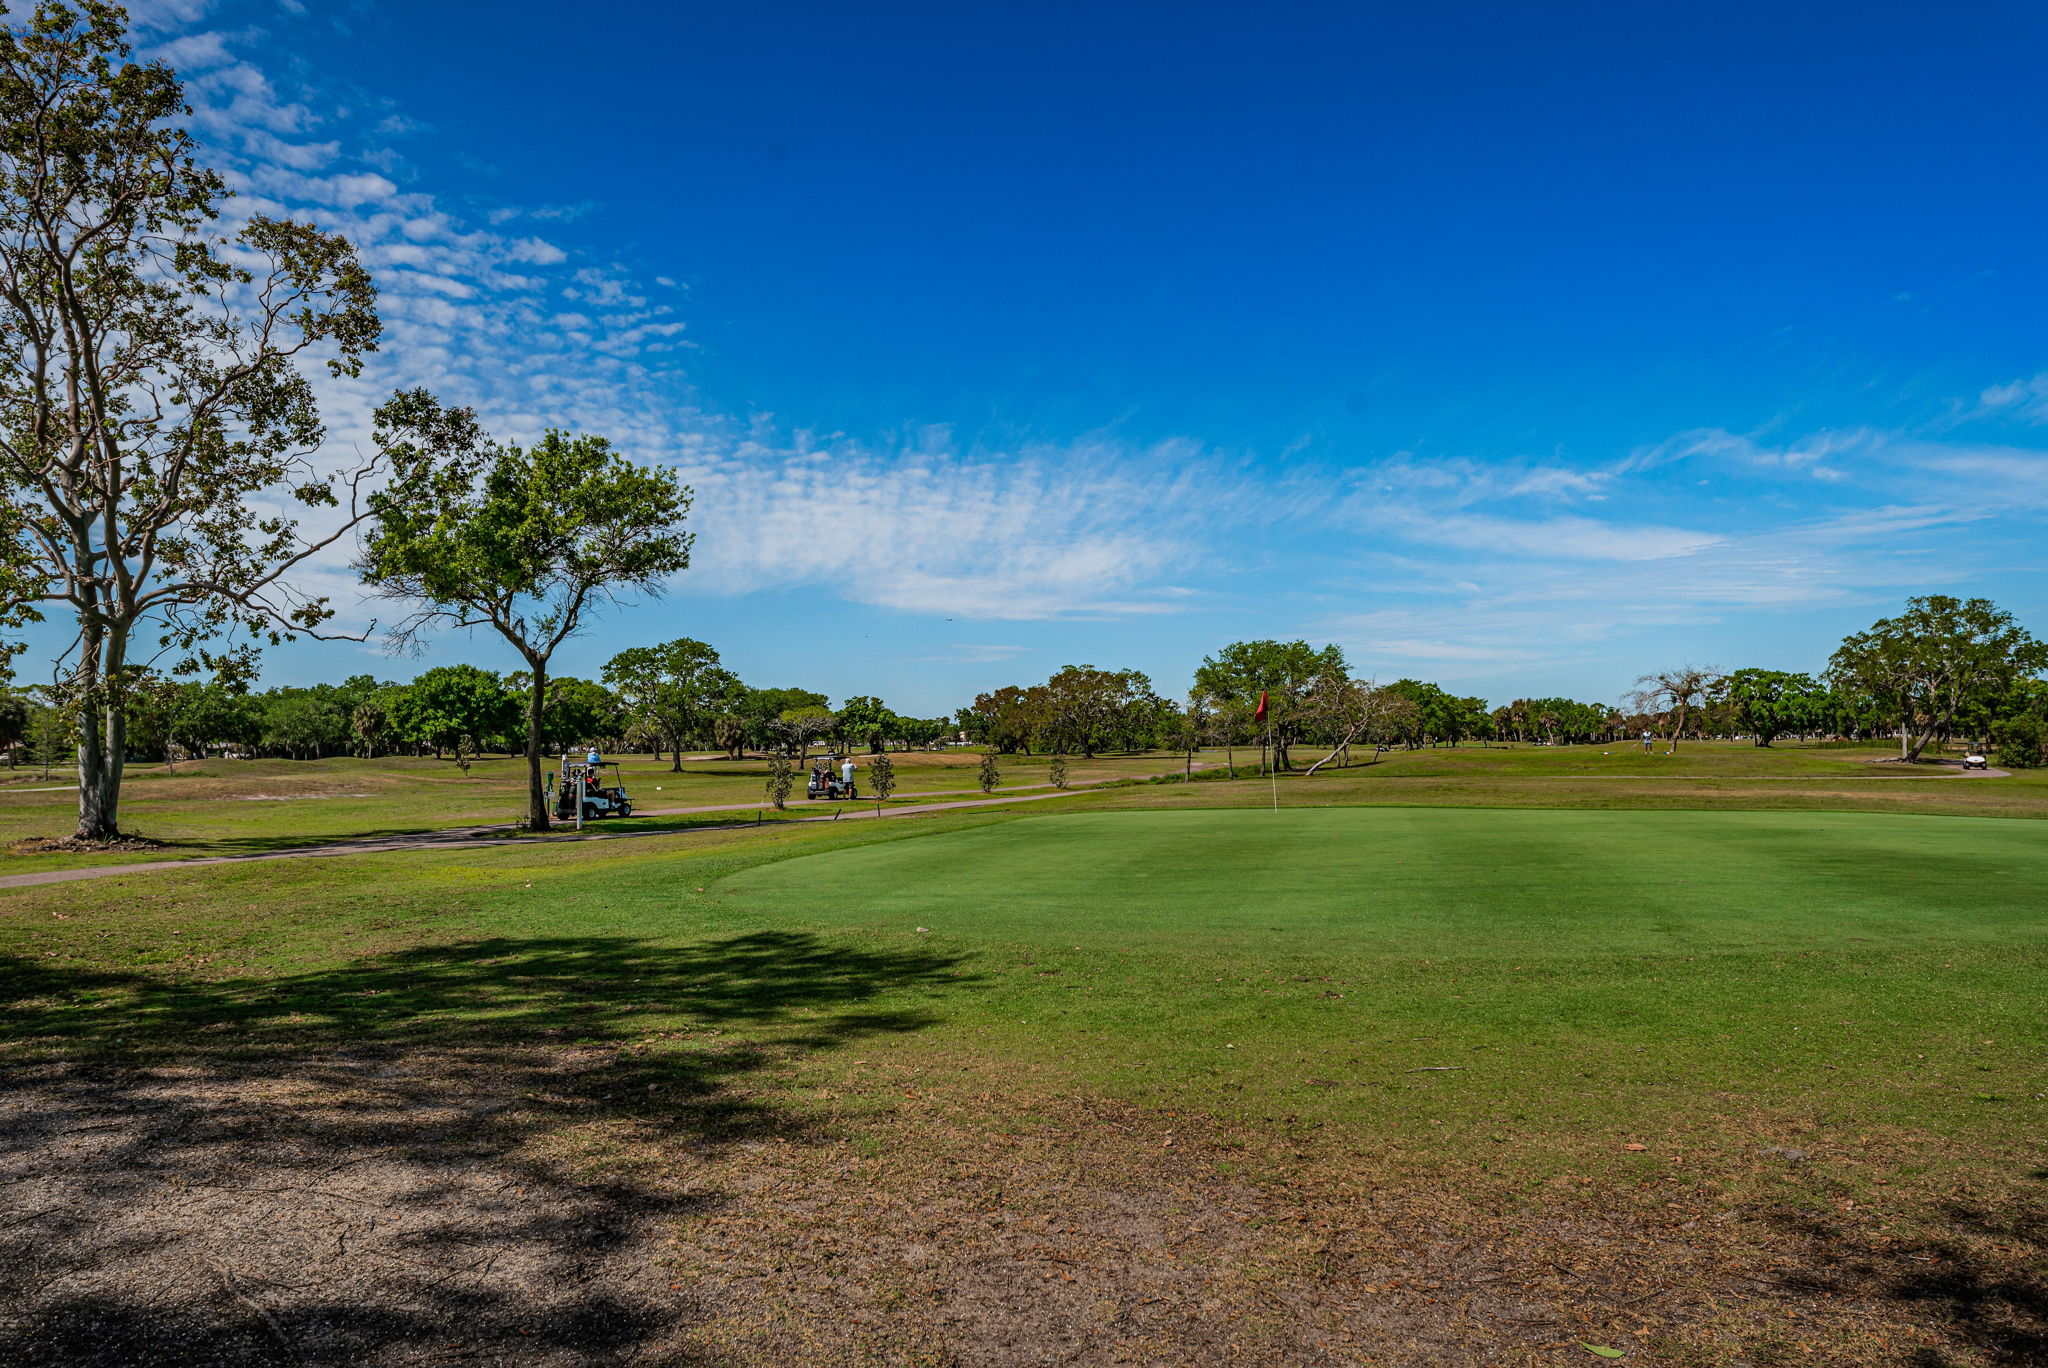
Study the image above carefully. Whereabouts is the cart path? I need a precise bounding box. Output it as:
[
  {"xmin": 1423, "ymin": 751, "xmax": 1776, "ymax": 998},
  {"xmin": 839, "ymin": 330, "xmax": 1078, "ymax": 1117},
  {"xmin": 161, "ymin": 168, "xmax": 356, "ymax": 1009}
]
[{"xmin": 0, "ymin": 767, "xmax": 1225, "ymax": 891}]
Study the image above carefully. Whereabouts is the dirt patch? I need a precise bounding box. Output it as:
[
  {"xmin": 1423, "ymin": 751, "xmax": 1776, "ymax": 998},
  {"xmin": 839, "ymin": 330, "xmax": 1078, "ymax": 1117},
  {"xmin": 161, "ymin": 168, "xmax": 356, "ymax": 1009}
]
[
  {"xmin": 9, "ymin": 834, "xmax": 169, "ymax": 855},
  {"xmin": 2, "ymin": 1044, "xmax": 2040, "ymax": 1366}
]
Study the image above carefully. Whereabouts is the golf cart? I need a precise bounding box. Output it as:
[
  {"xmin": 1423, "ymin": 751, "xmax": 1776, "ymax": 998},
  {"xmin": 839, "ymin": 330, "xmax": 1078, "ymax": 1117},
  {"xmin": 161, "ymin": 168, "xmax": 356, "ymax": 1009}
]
[
  {"xmin": 1963, "ymin": 752, "xmax": 1989, "ymax": 771},
  {"xmin": 807, "ymin": 756, "xmax": 859, "ymax": 801},
  {"xmin": 552, "ymin": 754, "xmax": 634, "ymax": 821}
]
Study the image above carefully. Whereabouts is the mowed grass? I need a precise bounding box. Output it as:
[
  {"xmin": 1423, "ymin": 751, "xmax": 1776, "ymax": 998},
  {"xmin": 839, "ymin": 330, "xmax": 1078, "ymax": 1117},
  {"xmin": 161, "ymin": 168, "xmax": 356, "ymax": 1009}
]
[
  {"xmin": 715, "ymin": 808, "xmax": 2048, "ymax": 1163},
  {"xmin": 9, "ymin": 804, "xmax": 2043, "ymax": 1180}
]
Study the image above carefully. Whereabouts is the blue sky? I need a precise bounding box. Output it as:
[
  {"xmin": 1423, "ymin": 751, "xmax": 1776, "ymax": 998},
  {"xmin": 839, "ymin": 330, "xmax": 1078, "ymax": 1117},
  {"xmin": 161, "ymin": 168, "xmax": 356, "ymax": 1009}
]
[{"xmin": 71, "ymin": 0, "xmax": 2048, "ymax": 713}]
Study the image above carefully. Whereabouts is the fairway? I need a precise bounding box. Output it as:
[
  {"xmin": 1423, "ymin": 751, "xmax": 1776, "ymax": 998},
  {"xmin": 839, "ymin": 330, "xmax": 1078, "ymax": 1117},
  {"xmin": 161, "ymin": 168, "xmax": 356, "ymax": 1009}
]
[{"xmin": 721, "ymin": 806, "xmax": 2048, "ymax": 955}]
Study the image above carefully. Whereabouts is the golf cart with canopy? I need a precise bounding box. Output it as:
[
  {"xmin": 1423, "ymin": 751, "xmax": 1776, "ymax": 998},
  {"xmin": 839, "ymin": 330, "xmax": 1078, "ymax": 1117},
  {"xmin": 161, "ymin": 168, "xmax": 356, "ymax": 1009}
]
[
  {"xmin": 552, "ymin": 754, "xmax": 634, "ymax": 821},
  {"xmin": 807, "ymin": 755, "xmax": 859, "ymax": 800}
]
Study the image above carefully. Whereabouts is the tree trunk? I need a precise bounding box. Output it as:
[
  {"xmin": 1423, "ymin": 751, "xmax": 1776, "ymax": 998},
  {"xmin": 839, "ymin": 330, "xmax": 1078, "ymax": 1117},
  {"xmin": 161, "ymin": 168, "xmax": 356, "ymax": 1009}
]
[
  {"xmin": 524, "ymin": 657, "xmax": 550, "ymax": 831},
  {"xmin": 74, "ymin": 626, "xmax": 128, "ymax": 842},
  {"xmin": 76, "ymin": 702, "xmax": 124, "ymax": 841},
  {"xmin": 670, "ymin": 733, "xmax": 683, "ymax": 772}
]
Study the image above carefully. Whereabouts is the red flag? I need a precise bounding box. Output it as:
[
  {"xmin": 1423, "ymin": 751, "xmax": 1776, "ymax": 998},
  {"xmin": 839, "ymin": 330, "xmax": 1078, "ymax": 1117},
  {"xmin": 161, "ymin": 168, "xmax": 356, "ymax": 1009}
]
[{"xmin": 1254, "ymin": 690, "xmax": 1268, "ymax": 724}]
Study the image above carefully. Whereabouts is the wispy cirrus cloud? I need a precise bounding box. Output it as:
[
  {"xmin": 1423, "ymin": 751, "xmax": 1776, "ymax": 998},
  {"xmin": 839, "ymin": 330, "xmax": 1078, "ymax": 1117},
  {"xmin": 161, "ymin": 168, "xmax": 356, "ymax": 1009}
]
[
  {"xmin": 1975, "ymin": 372, "xmax": 2048, "ymax": 424},
  {"xmin": 675, "ymin": 433, "xmax": 1275, "ymax": 619},
  {"xmin": 130, "ymin": 4, "xmax": 1314, "ymax": 630}
]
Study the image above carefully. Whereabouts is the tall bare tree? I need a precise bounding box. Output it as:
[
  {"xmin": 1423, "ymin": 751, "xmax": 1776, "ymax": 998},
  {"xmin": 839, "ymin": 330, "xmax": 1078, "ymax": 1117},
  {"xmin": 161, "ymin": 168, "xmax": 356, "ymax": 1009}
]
[
  {"xmin": 0, "ymin": 3, "xmax": 441, "ymax": 839},
  {"xmin": 1627, "ymin": 665, "xmax": 1722, "ymax": 752},
  {"xmin": 1303, "ymin": 675, "xmax": 1397, "ymax": 776}
]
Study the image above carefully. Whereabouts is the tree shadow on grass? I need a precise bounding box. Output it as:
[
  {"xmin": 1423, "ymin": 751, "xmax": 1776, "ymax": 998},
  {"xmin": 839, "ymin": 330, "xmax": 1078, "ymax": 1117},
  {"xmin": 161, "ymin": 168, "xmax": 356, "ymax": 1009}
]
[
  {"xmin": 1759, "ymin": 1173, "xmax": 2048, "ymax": 1367},
  {"xmin": 0, "ymin": 931, "xmax": 975, "ymax": 1366}
]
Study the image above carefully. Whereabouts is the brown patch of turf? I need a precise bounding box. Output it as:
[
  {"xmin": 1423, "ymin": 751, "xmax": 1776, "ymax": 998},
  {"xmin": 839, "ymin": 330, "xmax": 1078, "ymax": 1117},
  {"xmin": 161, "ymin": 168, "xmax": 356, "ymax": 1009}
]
[{"xmin": 4, "ymin": 1042, "xmax": 2039, "ymax": 1366}]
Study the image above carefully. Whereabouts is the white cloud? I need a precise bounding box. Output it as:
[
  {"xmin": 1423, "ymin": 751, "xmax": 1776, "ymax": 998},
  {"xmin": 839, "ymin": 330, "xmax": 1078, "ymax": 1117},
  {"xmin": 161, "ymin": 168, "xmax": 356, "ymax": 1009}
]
[
  {"xmin": 1624, "ymin": 426, "xmax": 1867, "ymax": 480},
  {"xmin": 1977, "ymin": 373, "xmax": 2048, "ymax": 423},
  {"xmin": 672, "ymin": 434, "xmax": 1259, "ymax": 619},
  {"xmin": 1391, "ymin": 511, "xmax": 1722, "ymax": 562}
]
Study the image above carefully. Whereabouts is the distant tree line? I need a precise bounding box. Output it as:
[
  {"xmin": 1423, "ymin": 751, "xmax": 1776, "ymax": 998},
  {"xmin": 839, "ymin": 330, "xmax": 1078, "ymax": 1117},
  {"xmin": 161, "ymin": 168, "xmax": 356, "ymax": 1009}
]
[
  {"xmin": 949, "ymin": 597, "xmax": 2048, "ymax": 771},
  {"xmin": 4, "ymin": 606, "xmax": 2043, "ymax": 785},
  {"xmin": 0, "ymin": 637, "xmax": 955, "ymax": 773}
]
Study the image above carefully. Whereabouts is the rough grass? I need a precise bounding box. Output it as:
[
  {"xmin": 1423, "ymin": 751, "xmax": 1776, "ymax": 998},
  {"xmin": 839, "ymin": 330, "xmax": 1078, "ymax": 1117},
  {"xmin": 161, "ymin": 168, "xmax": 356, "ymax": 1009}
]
[{"xmin": 0, "ymin": 748, "xmax": 1194, "ymax": 871}]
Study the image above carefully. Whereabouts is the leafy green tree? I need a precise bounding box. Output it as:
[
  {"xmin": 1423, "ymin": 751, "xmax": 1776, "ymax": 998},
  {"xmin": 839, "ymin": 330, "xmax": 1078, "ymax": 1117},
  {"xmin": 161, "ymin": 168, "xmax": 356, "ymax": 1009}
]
[
  {"xmin": 167, "ymin": 683, "xmax": 258, "ymax": 762},
  {"xmin": 122, "ymin": 676, "xmax": 182, "ymax": 765},
  {"xmin": 389, "ymin": 666, "xmax": 518, "ymax": 772},
  {"xmin": 1382, "ymin": 680, "xmax": 1454, "ymax": 746},
  {"xmin": 977, "ymin": 748, "xmax": 1002, "ymax": 793},
  {"xmin": 1038, "ymin": 664, "xmax": 1162, "ymax": 758},
  {"xmin": 260, "ymin": 690, "xmax": 347, "ymax": 759},
  {"xmin": 603, "ymin": 639, "xmax": 726, "ymax": 768},
  {"xmin": 1829, "ymin": 596, "xmax": 2048, "ymax": 761},
  {"xmin": 546, "ymin": 677, "xmax": 626, "ymax": 753},
  {"xmin": 1047, "ymin": 754, "xmax": 1068, "ymax": 789},
  {"xmin": 969, "ymin": 685, "xmax": 1043, "ymax": 754},
  {"xmin": 359, "ymin": 408, "xmax": 693, "ymax": 828},
  {"xmin": 869, "ymin": 752, "xmax": 896, "ymax": 801},
  {"xmin": 835, "ymin": 695, "xmax": 893, "ymax": 754},
  {"xmin": 1723, "ymin": 669, "xmax": 1825, "ymax": 746},
  {"xmin": 0, "ymin": 4, "xmax": 458, "ymax": 839},
  {"xmin": 1193, "ymin": 640, "xmax": 1346, "ymax": 770},
  {"xmin": 775, "ymin": 705, "xmax": 836, "ymax": 759},
  {"xmin": 744, "ymin": 687, "xmax": 828, "ymax": 753}
]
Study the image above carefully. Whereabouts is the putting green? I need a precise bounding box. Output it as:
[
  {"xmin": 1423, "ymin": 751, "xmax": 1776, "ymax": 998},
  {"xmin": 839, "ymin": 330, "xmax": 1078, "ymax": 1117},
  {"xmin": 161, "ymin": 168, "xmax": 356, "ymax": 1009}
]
[{"xmin": 720, "ymin": 807, "xmax": 2048, "ymax": 956}]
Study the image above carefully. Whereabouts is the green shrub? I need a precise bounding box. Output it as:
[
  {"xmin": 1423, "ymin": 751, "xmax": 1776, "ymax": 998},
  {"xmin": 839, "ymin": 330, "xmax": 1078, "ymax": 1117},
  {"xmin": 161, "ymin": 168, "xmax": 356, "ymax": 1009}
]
[{"xmin": 1993, "ymin": 715, "xmax": 2045, "ymax": 769}]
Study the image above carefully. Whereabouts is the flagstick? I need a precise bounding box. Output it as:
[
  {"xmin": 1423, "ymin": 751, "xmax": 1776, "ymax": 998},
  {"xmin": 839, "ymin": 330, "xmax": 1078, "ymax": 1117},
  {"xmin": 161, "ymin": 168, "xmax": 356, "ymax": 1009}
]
[{"xmin": 1267, "ymin": 711, "xmax": 1278, "ymax": 811}]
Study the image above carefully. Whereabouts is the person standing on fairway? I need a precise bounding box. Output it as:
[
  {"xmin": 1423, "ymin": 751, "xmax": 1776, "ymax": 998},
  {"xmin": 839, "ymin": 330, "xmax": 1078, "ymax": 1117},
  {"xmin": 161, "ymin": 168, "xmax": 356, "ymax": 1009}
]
[
  {"xmin": 840, "ymin": 756, "xmax": 856, "ymax": 789},
  {"xmin": 1641, "ymin": 729, "xmax": 1652, "ymax": 753}
]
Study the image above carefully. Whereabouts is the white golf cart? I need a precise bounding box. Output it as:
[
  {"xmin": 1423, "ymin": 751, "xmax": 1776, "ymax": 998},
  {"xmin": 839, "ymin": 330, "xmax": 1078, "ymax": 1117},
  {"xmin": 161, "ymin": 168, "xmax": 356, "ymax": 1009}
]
[{"xmin": 551, "ymin": 755, "xmax": 634, "ymax": 820}]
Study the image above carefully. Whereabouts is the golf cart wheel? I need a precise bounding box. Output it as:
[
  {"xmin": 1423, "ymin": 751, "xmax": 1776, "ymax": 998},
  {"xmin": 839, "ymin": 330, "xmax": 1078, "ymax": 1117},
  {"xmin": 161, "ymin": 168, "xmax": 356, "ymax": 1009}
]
[
  {"xmin": 582, "ymin": 803, "xmax": 599, "ymax": 820},
  {"xmin": 619, "ymin": 803, "xmax": 632, "ymax": 817}
]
